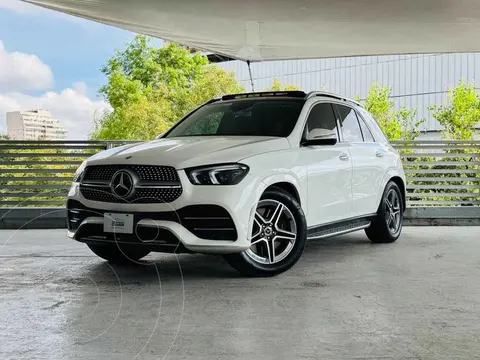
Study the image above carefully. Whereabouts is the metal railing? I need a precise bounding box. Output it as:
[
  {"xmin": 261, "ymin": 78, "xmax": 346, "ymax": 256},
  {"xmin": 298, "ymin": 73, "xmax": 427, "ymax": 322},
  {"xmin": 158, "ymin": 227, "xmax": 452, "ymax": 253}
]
[
  {"xmin": 391, "ymin": 140, "xmax": 480, "ymax": 207},
  {"xmin": 0, "ymin": 140, "xmax": 135, "ymax": 207},
  {"xmin": 0, "ymin": 139, "xmax": 478, "ymax": 208}
]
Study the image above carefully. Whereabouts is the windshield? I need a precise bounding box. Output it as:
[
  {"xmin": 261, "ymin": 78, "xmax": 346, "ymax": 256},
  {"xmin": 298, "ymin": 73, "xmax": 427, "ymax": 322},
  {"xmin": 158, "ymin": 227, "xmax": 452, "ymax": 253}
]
[{"xmin": 165, "ymin": 98, "xmax": 305, "ymax": 138}]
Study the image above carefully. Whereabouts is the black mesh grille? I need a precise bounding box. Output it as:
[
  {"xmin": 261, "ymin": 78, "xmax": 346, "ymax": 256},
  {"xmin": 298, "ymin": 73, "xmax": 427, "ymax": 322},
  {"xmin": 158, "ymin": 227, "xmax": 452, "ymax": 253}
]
[
  {"xmin": 80, "ymin": 186, "xmax": 123, "ymax": 203},
  {"xmin": 80, "ymin": 165, "xmax": 182, "ymax": 203},
  {"xmin": 79, "ymin": 185, "xmax": 182, "ymax": 204},
  {"xmin": 134, "ymin": 188, "xmax": 183, "ymax": 203},
  {"xmin": 83, "ymin": 165, "xmax": 179, "ymax": 182}
]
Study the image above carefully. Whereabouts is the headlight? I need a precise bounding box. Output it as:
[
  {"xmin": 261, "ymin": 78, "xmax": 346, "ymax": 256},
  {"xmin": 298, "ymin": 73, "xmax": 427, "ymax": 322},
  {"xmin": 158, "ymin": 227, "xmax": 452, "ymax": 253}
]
[
  {"xmin": 186, "ymin": 164, "xmax": 249, "ymax": 185},
  {"xmin": 73, "ymin": 160, "xmax": 87, "ymax": 183}
]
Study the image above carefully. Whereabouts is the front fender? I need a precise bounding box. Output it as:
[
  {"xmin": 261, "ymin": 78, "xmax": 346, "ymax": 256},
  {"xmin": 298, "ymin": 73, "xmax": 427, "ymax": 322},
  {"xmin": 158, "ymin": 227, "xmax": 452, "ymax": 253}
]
[
  {"xmin": 242, "ymin": 150, "xmax": 308, "ymax": 235},
  {"xmin": 259, "ymin": 173, "xmax": 306, "ymax": 208},
  {"xmin": 244, "ymin": 172, "xmax": 306, "ymax": 242}
]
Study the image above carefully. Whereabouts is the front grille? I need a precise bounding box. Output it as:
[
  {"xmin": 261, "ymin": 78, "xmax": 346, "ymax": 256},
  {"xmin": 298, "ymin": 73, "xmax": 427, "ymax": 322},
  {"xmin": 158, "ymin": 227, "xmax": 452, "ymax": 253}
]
[
  {"xmin": 79, "ymin": 185, "xmax": 182, "ymax": 204},
  {"xmin": 67, "ymin": 201, "xmax": 237, "ymax": 241},
  {"xmin": 83, "ymin": 165, "xmax": 180, "ymax": 182},
  {"xmin": 80, "ymin": 165, "xmax": 182, "ymax": 204}
]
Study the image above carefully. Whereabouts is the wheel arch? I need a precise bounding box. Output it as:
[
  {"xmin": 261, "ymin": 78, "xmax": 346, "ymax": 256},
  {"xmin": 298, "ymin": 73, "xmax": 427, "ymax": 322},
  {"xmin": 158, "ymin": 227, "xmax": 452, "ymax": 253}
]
[
  {"xmin": 246, "ymin": 174, "xmax": 305, "ymax": 246},
  {"xmin": 389, "ymin": 176, "xmax": 406, "ymax": 212},
  {"xmin": 256, "ymin": 173, "xmax": 306, "ymax": 211},
  {"xmin": 377, "ymin": 169, "xmax": 407, "ymax": 213},
  {"xmin": 265, "ymin": 181, "xmax": 301, "ymax": 205}
]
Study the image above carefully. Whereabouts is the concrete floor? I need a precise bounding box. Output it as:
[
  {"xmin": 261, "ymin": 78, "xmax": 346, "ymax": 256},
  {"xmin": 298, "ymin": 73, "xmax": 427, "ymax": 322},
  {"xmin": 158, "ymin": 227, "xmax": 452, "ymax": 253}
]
[{"xmin": 1, "ymin": 227, "xmax": 479, "ymax": 360}]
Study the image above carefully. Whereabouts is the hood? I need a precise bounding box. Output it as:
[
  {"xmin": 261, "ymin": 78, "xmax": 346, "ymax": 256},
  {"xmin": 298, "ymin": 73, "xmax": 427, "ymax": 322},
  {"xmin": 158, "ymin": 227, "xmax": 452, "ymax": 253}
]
[{"xmin": 87, "ymin": 136, "xmax": 290, "ymax": 169}]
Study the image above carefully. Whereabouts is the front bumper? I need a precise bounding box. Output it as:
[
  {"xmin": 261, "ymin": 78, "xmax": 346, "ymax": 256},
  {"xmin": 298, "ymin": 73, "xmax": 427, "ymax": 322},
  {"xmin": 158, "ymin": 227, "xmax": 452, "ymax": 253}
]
[{"xmin": 67, "ymin": 172, "xmax": 265, "ymax": 254}]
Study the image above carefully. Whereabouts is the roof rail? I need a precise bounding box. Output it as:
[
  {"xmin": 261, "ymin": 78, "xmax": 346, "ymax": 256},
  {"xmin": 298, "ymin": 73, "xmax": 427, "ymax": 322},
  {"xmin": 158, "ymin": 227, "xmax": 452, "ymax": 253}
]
[
  {"xmin": 222, "ymin": 91, "xmax": 306, "ymax": 100},
  {"xmin": 306, "ymin": 91, "xmax": 364, "ymax": 108}
]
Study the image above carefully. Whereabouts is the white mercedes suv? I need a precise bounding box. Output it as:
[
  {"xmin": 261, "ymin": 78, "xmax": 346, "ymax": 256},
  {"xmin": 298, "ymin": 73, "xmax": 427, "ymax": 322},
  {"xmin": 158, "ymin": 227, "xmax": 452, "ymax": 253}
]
[{"xmin": 67, "ymin": 90, "xmax": 406, "ymax": 276}]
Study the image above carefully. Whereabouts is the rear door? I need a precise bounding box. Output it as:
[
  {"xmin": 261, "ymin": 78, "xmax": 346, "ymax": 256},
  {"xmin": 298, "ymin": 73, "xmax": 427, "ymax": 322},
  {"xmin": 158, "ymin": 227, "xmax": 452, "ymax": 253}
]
[{"xmin": 335, "ymin": 104, "xmax": 386, "ymax": 217}]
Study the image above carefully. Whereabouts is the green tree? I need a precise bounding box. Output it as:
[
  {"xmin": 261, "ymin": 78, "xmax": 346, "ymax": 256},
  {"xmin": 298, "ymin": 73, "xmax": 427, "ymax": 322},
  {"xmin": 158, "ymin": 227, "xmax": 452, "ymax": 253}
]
[
  {"xmin": 429, "ymin": 80, "xmax": 480, "ymax": 140},
  {"xmin": 170, "ymin": 65, "xmax": 244, "ymax": 121},
  {"xmin": 358, "ymin": 83, "xmax": 424, "ymax": 140},
  {"xmin": 391, "ymin": 81, "xmax": 480, "ymax": 206},
  {"xmin": 92, "ymin": 35, "xmax": 244, "ymax": 140},
  {"xmin": 265, "ymin": 78, "xmax": 300, "ymax": 91},
  {"xmin": 93, "ymin": 95, "xmax": 174, "ymax": 140},
  {"xmin": 99, "ymin": 36, "xmax": 208, "ymax": 98}
]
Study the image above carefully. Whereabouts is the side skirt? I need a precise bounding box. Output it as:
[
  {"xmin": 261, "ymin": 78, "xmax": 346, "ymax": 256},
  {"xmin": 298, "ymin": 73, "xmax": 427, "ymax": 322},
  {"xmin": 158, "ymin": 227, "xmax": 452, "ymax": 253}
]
[{"xmin": 307, "ymin": 215, "xmax": 376, "ymax": 240}]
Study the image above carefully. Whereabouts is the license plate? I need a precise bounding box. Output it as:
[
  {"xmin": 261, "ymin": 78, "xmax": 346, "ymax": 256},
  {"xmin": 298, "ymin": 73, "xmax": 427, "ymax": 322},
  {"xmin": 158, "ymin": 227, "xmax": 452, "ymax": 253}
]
[{"xmin": 104, "ymin": 213, "xmax": 134, "ymax": 234}]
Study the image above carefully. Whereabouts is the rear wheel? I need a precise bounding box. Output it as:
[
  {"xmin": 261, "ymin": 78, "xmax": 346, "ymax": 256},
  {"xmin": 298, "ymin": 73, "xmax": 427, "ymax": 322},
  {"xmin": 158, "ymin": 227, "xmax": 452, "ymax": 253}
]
[
  {"xmin": 224, "ymin": 187, "xmax": 307, "ymax": 277},
  {"xmin": 365, "ymin": 181, "xmax": 404, "ymax": 243},
  {"xmin": 87, "ymin": 243, "xmax": 150, "ymax": 264}
]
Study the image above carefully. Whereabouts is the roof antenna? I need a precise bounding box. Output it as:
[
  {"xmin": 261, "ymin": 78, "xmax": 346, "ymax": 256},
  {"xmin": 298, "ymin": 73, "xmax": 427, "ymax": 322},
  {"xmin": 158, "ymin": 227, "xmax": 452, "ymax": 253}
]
[{"xmin": 246, "ymin": 60, "xmax": 255, "ymax": 92}]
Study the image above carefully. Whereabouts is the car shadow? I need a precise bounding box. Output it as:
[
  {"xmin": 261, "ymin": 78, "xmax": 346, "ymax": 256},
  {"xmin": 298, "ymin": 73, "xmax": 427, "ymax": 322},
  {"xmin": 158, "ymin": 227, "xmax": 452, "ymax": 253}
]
[
  {"xmin": 82, "ymin": 253, "xmax": 236, "ymax": 284},
  {"xmin": 82, "ymin": 232, "xmax": 378, "ymax": 284}
]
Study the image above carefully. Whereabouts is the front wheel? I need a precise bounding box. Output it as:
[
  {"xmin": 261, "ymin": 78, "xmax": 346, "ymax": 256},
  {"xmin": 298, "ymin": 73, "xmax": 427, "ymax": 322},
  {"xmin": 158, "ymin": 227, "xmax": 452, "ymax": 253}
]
[
  {"xmin": 224, "ymin": 187, "xmax": 307, "ymax": 277},
  {"xmin": 87, "ymin": 243, "xmax": 150, "ymax": 264},
  {"xmin": 365, "ymin": 181, "xmax": 404, "ymax": 243}
]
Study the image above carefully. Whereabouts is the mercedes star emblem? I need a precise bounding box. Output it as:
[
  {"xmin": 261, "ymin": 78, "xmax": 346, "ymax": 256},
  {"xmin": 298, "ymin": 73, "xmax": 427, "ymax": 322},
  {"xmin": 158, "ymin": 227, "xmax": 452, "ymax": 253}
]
[{"xmin": 111, "ymin": 170, "xmax": 134, "ymax": 199}]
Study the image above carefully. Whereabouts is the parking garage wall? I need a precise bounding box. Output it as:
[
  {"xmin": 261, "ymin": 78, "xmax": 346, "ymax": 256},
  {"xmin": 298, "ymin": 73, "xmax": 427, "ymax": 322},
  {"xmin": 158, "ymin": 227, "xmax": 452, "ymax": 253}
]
[{"xmin": 218, "ymin": 53, "xmax": 480, "ymax": 138}]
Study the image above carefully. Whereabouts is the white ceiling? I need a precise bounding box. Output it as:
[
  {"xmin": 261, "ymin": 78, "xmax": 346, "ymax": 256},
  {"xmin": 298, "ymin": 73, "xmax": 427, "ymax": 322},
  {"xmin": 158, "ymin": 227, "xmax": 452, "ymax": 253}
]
[{"xmin": 24, "ymin": 0, "xmax": 480, "ymax": 61}]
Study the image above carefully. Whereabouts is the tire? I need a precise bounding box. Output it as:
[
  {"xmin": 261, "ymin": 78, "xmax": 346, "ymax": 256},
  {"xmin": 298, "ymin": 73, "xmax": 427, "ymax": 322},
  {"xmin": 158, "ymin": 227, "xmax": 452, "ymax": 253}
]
[
  {"xmin": 224, "ymin": 187, "xmax": 307, "ymax": 277},
  {"xmin": 365, "ymin": 181, "xmax": 404, "ymax": 243},
  {"xmin": 87, "ymin": 243, "xmax": 150, "ymax": 264}
]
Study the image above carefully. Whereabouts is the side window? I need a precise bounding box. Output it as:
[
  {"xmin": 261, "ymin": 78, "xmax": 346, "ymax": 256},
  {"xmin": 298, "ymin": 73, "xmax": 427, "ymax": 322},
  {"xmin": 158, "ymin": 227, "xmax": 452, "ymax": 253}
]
[
  {"xmin": 357, "ymin": 113, "xmax": 375, "ymax": 142},
  {"xmin": 304, "ymin": 103, "xmax": 338, "ymax": 140},
  {"xmin": 357, "ymin": 107, "xmax": 389, "ymax": 143},
  {"xmin": 336, "ymin": 105, "xmax": 363, "ymax": 142}
]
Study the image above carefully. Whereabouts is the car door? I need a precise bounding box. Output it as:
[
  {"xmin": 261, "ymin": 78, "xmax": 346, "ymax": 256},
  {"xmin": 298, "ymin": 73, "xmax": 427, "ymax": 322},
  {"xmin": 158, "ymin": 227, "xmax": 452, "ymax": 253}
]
[
  {"xmin": 300, "ymin": 102, "xmax": 353, "ymax": 226},
  {"xmin": 335, "ymin": 104, "xmax": 386, "ymax": 217}
]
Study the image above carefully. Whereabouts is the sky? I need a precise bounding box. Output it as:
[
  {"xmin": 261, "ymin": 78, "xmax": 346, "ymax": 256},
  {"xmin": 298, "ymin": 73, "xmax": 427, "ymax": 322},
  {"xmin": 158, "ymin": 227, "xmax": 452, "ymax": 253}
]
[{"xmin": 0, "ymin": 0, "xmax": 161, "ymax": 139}]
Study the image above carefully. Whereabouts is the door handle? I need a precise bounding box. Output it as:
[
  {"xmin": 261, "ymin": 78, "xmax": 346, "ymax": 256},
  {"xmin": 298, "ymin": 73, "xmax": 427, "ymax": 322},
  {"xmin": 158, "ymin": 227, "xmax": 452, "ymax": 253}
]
[
  {"xmin": 376, "ymin": 151, "xmax": 384, "ymax": 158},
  {"xmin": 339, "ymin": 153, "xmax": 349, "ymax": 161}
]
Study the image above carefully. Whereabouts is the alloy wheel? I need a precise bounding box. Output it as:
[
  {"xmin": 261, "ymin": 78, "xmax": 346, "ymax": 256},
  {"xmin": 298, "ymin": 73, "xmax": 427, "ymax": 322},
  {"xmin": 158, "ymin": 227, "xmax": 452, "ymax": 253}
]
[
  {"xmin": 385, "ymin": 189, "xmax": 401, "ymax": 234},
  {"xmin": 245, "ymin": 199, "xmax": 297, "ymax": 265}
]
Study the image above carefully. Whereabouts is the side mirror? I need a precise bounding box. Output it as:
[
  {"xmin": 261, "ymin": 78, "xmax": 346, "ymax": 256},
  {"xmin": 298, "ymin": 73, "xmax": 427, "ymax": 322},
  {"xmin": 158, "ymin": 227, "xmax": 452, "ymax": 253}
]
[
  {"xmin": 301, "ymin": 128, "xmax": 338, "ymax": 146},
  {"xmin": 302, "ymin": 137, "xmax": 337, "ymax": 146}
]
